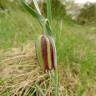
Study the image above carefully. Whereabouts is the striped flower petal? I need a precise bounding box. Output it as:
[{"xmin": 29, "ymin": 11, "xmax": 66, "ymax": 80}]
[
  {"xmin": 35, "ymin": 34, "xmax": 57, "ymax": 72},
  {"xmin": 41, "ymin": 35, "xmax": 49, "ymax": 71},
  {"xmin": 48, "ymin": 36, "xmax": 57, "ymax": 70}
]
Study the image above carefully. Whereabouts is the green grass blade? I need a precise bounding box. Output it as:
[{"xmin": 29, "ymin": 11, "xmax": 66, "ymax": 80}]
[
  {"xmin": 33, "ymin": 0, "xmax": 41, "ymax": 15},
  {"xmin": 20, "ymin": 0, "xmax": 52, "ymax": 36},
  {"xmin": 47, "ymin": 0, "xmax": 52, "ymax": 23},
  {"xmin": 44, "ymin": 19, "xmax": 52, "ymax": 36},
  {"xmin": 35, "ymin": 84, "xmax": 45, "ymax": 96},
  {"xmin": 20, "ymin": 0, "xmax": 39, "ymax": 17},
  {"xmin": 20, "ymin": 0, "xmax": 45, "ymax": 26},
  {"xmin": 51, "ymin": 70, "xmax": 59, "ymax": 96}
]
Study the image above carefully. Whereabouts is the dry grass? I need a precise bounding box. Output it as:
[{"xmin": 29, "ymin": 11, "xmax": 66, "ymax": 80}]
[
  {"xmin": 0, "ymin": 42, "xmax": 48, "ymax": 95},
  {"xmin": 0, "ymin": 42, "xmax": 69, "ymax": 96},
  {"xmin": 0, "ymin": 42, "xmax": 96, "ymax": 96},
  {"xmin": 0, "ymin": 42, "xmax": 62, "ymax": 96}
]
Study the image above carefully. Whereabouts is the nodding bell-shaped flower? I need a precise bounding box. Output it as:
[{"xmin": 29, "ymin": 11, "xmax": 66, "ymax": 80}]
[{"xmin": 36, "ymin": 35, "xmax": 57, "ymax": 72}]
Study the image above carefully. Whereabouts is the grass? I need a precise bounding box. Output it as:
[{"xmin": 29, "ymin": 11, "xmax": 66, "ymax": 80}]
[
  {"xmin": 0, "ymin": 7, "xmax": 41, "ymax": 49},
  {"xmin": 0, "ymin": 1, "xmax": 96, "ymax": 96}
]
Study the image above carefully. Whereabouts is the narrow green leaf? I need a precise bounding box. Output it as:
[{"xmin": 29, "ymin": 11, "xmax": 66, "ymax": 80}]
[
  {"xmin": 20, "ymin": 0, "xmax": 45, "ymax": 26},
  {"xmin": 43, "ymin": 19, "xmax": 52, "ymax": 36},
  {"xmin": 35, "ymin": 84, "xmax": 45, "ymax": 96},
  {"xmin": 45, "ymin": 20, "xmax": 52, "ymax": 36},
  {"xmin": 47, "ymin": 0, "xmax": 52, "ymax": 23},
  {"xmin": 51, "ymin": 70, "xmax": 59, "ymax": 96},
  {"xmin": 20, "ymin": 0, "xmax": 52, "ymax": 36},
  {"xmin": 33, "ymin": 0, "xmax": 41, "ymax": 15}
]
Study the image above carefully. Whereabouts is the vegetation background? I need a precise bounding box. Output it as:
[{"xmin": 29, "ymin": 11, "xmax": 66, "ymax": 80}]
[{"xmin": 0, "ymin": 0, "xmax": 96, "ymax": 96}]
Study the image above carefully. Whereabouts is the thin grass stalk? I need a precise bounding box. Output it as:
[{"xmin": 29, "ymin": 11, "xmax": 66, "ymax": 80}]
[
  {"xmin": 49, "ymin": 70, "xmax": 59, "ymax": 96},
  {"xmin": 35, "ymin": 83, "xmax": 45, "ymax": 96},
  {"xmin": 33, "ymin": 0, "xmax": 41, "ymax": 15},
  {"xmin": 54, "ymin": 70, "xmax": 59, "ymax": 96},
  {"xmin": 47, "ymin": 0, "xmax": 52, "ymax": 23}
]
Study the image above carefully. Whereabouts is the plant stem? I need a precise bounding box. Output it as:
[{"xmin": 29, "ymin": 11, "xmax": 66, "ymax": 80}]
[
  {"xmin": 50, "ymin": 70, "xmax": 59, "ymax": 96},
  {"xmin": 47, "ymin": 0, "xmax": 52, "ymax": 23}
]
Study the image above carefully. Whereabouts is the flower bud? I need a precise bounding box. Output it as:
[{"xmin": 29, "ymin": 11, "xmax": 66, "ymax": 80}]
[{"xmin": 35, "ymin": 35, "xmax": 57, "ymax": 72}]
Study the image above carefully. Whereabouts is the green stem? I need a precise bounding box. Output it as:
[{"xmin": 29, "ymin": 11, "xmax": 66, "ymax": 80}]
[
  {"xmin": 47, "ymin": 0, "xmax": 52, "ymax": 23},
  {"xmin": 50, "ymin": 70, "xmax": 59, "ymax": 96}
]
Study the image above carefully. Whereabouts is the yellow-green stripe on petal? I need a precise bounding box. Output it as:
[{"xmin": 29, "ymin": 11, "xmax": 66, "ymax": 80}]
[{"xmin": 46, "ymin": 36, "xmax": 52, "ymax": 70}]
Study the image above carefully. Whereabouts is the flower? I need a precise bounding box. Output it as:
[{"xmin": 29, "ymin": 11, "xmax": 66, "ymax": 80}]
[{"xmin": 36, "ymin": 35, "xmax": 57, "ymax": 72}]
